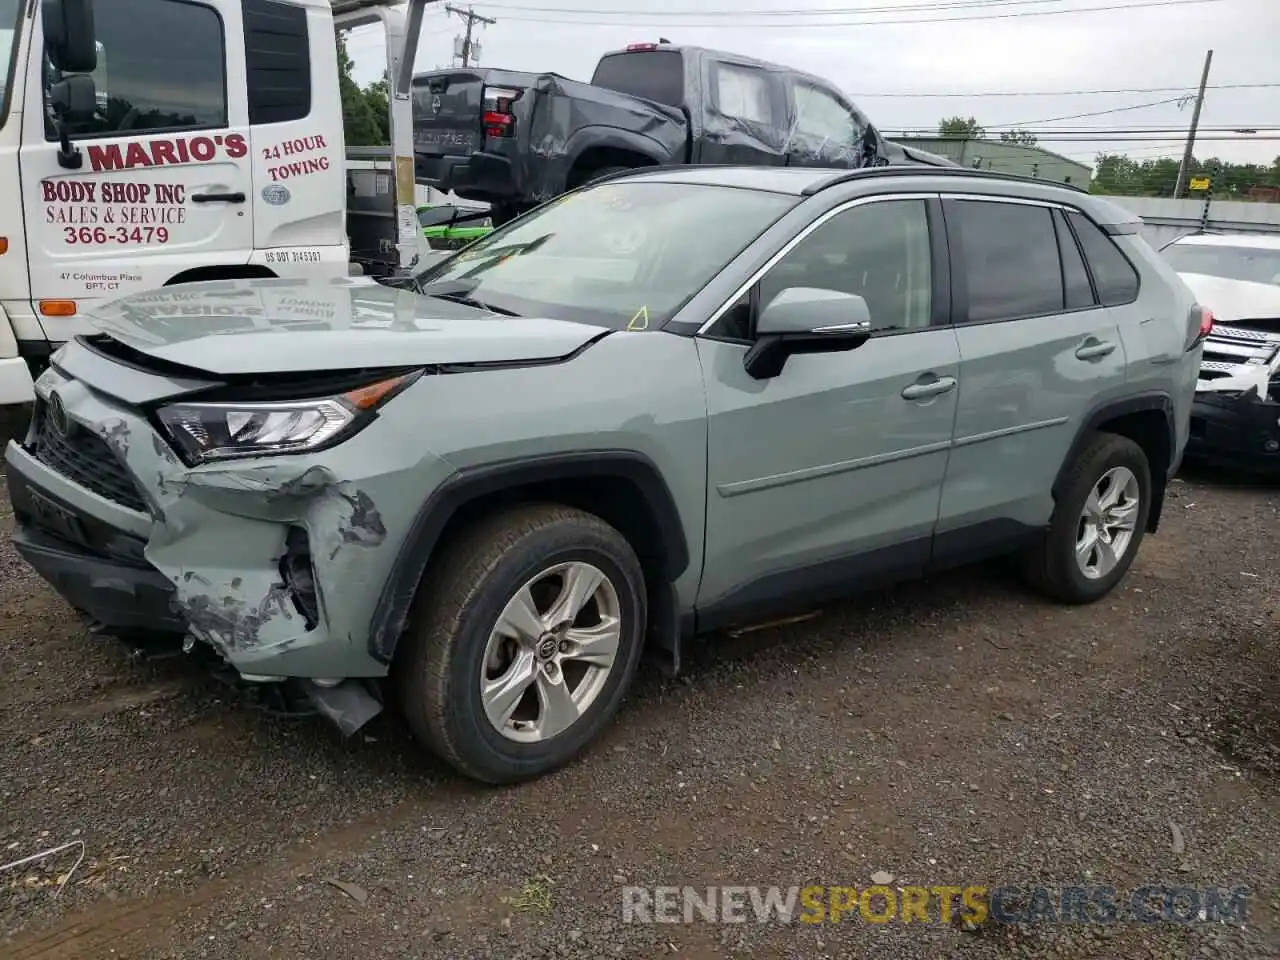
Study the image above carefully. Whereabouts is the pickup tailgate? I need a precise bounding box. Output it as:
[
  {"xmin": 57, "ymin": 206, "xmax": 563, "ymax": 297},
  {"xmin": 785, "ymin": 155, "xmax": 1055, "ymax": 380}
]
[{"xmin": 412, "ymin": 69, "xmax": 487, "ymax": 161}]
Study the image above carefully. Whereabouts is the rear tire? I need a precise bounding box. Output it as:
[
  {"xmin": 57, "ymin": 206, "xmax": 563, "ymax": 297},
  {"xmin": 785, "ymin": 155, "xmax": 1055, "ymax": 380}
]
[
  {"xmin": 395, "ymin": 504, "xmax": 647, "ymax": 784},
  {"xmin": 1023, "ymin": 432, "xmax": 1152, "ymax": 604}
]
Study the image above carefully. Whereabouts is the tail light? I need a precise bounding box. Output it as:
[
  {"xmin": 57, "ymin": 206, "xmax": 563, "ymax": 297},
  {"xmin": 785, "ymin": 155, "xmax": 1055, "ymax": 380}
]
[
  {"xmin": 626, "ymin": 42, "xmax": 659, "ymax": 51},
  {"xmin": 482, "ymin": 85, "xmax": 522, "ymax": 139},
  {"xmin": 1199, "ymin": 306, "xmax": 1215, "ymax": 338},
  {"xmin": 1187, "ymin": 303, "xmax": 1214, "ymax": 350}
]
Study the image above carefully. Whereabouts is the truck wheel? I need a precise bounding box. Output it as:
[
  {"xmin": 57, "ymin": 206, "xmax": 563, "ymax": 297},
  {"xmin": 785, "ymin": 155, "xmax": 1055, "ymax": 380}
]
[
  {"xmin": 396, "ymin": 504, "xmax": 647, "ymax": 784},
  {"xmin": 1023, "ymin": 432, "xmax": 1152, "ymax": 604}
]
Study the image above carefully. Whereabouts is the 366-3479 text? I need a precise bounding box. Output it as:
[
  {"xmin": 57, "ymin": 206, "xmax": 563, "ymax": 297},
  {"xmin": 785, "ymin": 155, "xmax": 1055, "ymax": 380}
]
[{"xmin": 64, "ymin": 226, "xmax": 170, "ymax": 245}]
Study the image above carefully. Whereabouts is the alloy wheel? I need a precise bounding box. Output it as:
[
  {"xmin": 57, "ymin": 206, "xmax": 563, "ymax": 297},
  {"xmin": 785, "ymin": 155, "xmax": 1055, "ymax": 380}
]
[
  {"xmin": 479, "ymin": 561, "xmax": 622, "ymax": 743},
  {"xmin": 1075, "ymin": 465, "xmax": 1141, "ymax": 580}
]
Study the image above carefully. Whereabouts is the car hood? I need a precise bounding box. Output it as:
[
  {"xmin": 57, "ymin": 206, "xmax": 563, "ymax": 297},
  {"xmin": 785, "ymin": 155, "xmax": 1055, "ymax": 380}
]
[
  {"xmin": 1177, "ymin": 272, "xmax": 1280, "ymax": 324},
  {"xmin": 81, "ymin": 277, "xmax": 608, "ymax": 375}
]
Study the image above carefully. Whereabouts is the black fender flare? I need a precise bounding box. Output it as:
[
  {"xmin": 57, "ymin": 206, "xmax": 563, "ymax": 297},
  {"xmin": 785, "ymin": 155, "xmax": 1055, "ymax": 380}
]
[
  {"xmin": 1052, "ymin": 391, "xmax": 1177, "ymax": 532},
  {"xmin": 367, "ymin": 450, "xmax": 690, "ymax": 664},
  {"xmin": 558, "ymin": 127, "xmax": 673, "ymax": 190}
]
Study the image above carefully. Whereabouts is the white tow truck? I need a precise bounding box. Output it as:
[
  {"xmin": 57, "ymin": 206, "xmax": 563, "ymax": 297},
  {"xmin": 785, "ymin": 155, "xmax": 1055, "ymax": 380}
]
[{"xmin": 0, "ymin": 0, "xmax": 441, "ymax": 407}]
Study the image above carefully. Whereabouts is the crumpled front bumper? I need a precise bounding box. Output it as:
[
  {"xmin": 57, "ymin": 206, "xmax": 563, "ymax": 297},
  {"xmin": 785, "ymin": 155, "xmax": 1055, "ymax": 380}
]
[
  {"xmin": 5, "ymin": 361, "xmax": 446, "ymax": 682},
  {"xmin": 1185, "ymin": 388, "xmax": 1280, "ymax": 472}
]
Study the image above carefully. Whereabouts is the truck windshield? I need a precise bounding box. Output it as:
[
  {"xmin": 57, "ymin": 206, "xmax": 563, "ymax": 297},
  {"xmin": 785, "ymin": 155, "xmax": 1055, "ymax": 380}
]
[
  {"xmin": 412, "ymin": 181, "xmax": 797, "ymax": 329},
  {"xmin": 1164, "ymin": 242, "xmax": 1280, "ymax": 286},
  {"xmin": 0, "ymin": 0, "xmax": 19, "ymax": 121}
]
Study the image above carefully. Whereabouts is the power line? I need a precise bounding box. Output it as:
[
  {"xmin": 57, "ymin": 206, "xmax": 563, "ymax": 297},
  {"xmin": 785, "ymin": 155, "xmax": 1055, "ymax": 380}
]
[
  {"xmin": 997, "ymin": 97, "xmax": 1191, "ymax": 126},
  {"xmin": 478, "ymin": 0, "xmax": 1228, "ymax": 28},
  {"xmin": 895, "ymin": 135, "xmax": 1280, "ymax": 141},
  {"xmin": 470, "ymin": 0, "xmax": 1155, "ymax": 15},
  {"xmin": 891, "ymin": 126, "xmax": 1280, "ymax": 134},
  {"xmin": 849, "ymin": 82, "xmax": 1280, "ymax": 98}
]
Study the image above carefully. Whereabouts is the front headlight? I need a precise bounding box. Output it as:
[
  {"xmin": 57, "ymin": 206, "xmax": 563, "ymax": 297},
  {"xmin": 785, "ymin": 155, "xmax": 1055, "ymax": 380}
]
[{"xmin": 156, "ymin": 372, "xmax": 418, "ymax": 464}]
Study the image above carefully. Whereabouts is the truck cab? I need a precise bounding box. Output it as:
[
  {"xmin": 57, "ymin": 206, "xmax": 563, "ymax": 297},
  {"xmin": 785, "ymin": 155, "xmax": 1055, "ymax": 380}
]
[
  {"xmin": 0, "ymin": 0, "xmax": 431, "ymax": 406},
  {"xmin": 413, "ymin": 40, "xmax": 931, "ymax": 226}
]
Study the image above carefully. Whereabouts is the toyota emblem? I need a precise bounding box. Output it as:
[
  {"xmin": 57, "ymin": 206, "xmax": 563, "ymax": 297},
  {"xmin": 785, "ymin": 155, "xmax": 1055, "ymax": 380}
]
[{"xmin": 47, "ymin": 391, "xmax": 70, "ymax": 437}]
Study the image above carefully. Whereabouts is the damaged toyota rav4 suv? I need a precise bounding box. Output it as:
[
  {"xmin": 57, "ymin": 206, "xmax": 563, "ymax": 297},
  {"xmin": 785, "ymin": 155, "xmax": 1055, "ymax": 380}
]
[{"xmin": 6, "ymin": 166, "xmax": 1205, "ymax": 784}]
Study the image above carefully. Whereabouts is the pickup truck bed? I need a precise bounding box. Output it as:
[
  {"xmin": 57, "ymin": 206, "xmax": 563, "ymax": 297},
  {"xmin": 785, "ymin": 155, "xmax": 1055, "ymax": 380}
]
[
  {"xmin": 411, "ymin": 43, "xmax": 952, "ymax": 221},
  {"xmin": 413, "ymin": 67, "xmax": 688, "ymax": 208}
]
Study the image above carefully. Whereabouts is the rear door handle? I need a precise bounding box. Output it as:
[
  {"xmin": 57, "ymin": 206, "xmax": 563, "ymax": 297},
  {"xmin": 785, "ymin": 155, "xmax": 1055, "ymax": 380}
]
[
  {"xmin": 901, "ymin": 376, "xmax": 957, "ymax": 401},
  {"xmin": 191, "ymin": 192, "xmax": 246, "ymax": 204},
  {"xmin": 1075, "ymin": 340, "xmax": 1116, "ymax": 361}
]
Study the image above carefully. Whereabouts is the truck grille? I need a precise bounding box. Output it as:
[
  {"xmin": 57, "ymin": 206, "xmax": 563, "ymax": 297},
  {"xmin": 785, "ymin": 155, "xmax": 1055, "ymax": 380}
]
[
  {"xmin": 1197, "ymin": 322, "xmax": 1280, "ymax": 396},
  {"xmin": 29, "ymin": 401, "xmax": 149, "ymax": 513}
]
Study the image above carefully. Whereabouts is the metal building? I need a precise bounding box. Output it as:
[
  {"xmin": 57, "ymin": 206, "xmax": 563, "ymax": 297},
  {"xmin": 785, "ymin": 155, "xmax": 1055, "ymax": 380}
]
[{"xmin": 891, "ymin": 137, "xmax": 1092, "ymax": 187}]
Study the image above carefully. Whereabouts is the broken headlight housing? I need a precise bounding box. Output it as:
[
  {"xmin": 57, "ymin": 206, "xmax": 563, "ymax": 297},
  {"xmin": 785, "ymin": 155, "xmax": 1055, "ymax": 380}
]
[{"xmin": 156, "ymin": 372, "xmax": 419, "ymax": 464}]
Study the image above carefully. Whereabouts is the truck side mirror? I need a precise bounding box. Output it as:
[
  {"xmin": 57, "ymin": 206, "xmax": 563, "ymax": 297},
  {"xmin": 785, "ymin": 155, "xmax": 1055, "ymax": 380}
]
[
  {"xmin": 43, "ymin": 0, "xmax": 97, "ymax": 74},
  {"xmin": 48, "ymin": 73, "xmax": 96, "ymax": 169},
  {"xmin": 49, "ymin": 73, "xmax": 96, "ymax": 122}
]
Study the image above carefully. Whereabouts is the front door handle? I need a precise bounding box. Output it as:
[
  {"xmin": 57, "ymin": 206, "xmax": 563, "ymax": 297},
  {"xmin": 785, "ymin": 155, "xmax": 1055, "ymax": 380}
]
[
  {"xmin": 901, "ymin": 375, "xmax": 957, "ymax": 401},
  {"xmin": 191, "ymin": 191, "xmax": 246, "ymax": 204},
  {"xmin": 1075, "ymin": 339, "xmax": 1117, "ymax": 361}
]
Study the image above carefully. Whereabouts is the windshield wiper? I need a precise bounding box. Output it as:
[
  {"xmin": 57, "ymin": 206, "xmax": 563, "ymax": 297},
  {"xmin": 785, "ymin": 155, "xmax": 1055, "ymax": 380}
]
[
  {"xmin": 416, "ymin": 280, "xmax": 520, "ymax": 316},
  {"xmin": 430, "ymin": 290, "xmax": 521, "ymax": 316}
]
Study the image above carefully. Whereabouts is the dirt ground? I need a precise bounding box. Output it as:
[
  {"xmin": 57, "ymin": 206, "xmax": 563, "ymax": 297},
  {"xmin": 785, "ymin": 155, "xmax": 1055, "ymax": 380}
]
[{"xmin": 1, "ymin": 406, "xmax": 1278, "ymax": 959}]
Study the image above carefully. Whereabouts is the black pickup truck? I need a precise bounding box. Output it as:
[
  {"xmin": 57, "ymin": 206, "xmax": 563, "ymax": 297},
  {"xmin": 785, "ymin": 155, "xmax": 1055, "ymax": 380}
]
[{"xmin": 412, "ymin": 40, "xmax": 952, "ymax": 225}]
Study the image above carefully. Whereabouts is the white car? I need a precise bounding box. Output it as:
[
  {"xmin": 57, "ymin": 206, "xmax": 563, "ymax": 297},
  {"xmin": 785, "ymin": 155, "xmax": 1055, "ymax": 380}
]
[{"xmin": 1160, "ymin": 232, "xmax": 1280, "ymax": 471}]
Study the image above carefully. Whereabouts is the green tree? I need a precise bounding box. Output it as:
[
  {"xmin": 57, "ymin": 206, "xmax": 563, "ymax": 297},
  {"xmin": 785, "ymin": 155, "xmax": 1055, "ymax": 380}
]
[
  {"xmin": 363, "ymin": 72, "xmax": 391, "ymax": 145},
  {"xmin": 1088, "ymin": 153, "xmax": 1280, "ymax": 197},
  {"xmin": 938, "ymin": 116, "xmax": 984, "ymax": 139},
  {"xmin": 999, "ymin": 128, "xmax": 1038, "ymax": 146},
  {"xmin": 338, "ymin": 36, "xmax": 384, "ymax": 146}
]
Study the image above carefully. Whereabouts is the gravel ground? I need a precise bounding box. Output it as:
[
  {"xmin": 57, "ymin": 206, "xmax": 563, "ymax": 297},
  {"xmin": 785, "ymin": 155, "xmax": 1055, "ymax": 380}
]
[{"xmin": 1, "ymin": 406, "xmax": 1278, "ymax": 959}]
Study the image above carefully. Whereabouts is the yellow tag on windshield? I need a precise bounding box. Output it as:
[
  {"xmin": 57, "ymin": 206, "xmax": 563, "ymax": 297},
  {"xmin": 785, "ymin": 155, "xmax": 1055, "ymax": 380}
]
[{"xmin": 627, "ymin": 305, "xmax": 650, "ymax": 331}]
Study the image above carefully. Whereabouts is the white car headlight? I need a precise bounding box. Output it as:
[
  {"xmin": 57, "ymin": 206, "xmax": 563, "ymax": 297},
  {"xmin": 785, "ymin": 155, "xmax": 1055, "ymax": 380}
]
[{"xmin": 156, "ymin": 371, "xmax": 419, "ymax": 464}]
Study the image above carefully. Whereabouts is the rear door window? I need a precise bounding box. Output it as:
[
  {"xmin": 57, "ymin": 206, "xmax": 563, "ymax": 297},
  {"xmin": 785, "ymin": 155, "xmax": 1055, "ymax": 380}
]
[
  {"xmin": 712, "ymin": 62, "xmax": 774, "ymax": 125},
  {"xmin": 950, "ymin": 199, "xmax": 1065, "ymax": 323},
  {"xmin": 591, "ymin": 50, "xmax": 684, "ymax": 107},
  {"xmin": 1067, "ymin": 211, "xmax": 1140, "ymax": 306}
]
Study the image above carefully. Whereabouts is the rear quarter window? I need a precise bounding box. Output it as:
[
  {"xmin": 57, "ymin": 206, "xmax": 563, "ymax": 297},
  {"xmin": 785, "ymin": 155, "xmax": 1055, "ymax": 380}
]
[
  {"xmin": 591, "ymin": 51, "xmax": 685, "ymax": 107},
  {"xmin": 1067, "ymin": 210, "xmax": 1140, "ymax": 306}
]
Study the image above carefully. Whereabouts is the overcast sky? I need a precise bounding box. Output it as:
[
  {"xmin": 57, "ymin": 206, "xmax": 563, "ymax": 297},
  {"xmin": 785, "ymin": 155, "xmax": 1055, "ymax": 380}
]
[{"xmin": 344, "ymin": 0, "xmax": 1280, "ymax": 173}]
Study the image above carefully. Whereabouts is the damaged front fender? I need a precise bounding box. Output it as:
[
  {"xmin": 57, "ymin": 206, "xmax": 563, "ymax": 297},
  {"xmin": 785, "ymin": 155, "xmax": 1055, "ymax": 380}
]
[{"xmin": 123, "ymin": 437, "xmax": 445, "ymax": 678}]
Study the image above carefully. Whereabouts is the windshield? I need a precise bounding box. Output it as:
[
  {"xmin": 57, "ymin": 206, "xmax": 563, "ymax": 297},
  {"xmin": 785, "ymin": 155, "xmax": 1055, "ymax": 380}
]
[
  {"xmin": 0, "ymin": 0, "xmax": 19, "ymax": 120},
  {"xmin": 411, "ymin": 180, "xmax": 797, "ymax": 329},
  {"xmin": 1163, "ymin": 241, "xmax": 1280, "ymax": 286}
]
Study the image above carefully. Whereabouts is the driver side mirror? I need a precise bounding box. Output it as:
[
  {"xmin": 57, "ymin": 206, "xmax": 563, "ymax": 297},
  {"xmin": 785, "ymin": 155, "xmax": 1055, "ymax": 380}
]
[
  {"xmin": 43, "ymin": 0, "xmax": 97, "ymax": 74},
  {"xmin": 49, "ymin": 73, "xmax": 96, "ymax": 122},
  {"xmin": 744, "ymin": 286, "xmax": 873, "ymax": 379}
]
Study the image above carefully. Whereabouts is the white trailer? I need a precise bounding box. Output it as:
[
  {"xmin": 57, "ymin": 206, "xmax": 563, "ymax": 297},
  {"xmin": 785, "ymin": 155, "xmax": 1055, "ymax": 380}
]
[{"xmin": 0, "ymin": 0, "xmax": 441, "ymax": 406}]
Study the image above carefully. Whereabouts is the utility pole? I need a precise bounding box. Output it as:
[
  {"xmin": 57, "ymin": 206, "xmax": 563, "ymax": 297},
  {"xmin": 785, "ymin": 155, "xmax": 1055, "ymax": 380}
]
[
  {"xmin": 445, "ymin": 4, "xmax": 496, "ymax": 67},
  {"xmin": 1174, "ymin": 48, "xmax": 1213, "ymax": 198}
]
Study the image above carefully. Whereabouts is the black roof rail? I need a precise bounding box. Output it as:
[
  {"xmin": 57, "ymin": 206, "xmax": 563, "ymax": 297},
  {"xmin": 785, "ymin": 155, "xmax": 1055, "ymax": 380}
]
[
  {"xmin": 579, "ymin": 161, "xmax": 1091, "ymax": 195},
  {"xmin": 801, "ymin": 164, "xmax": 1090, "ymax": 196},
  {"xmin": 582, "ymin": 163, "xmax": 788, "ymax": 186}
]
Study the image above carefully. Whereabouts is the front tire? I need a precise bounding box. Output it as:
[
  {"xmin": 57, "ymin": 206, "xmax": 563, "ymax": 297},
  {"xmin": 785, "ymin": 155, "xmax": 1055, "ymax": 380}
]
[
  {"xmin": 396, "ymin": 505, "xmax": 647, "ymax": 784},
  {"xmin": 1024, "ymin": 432, "xmax": 1152, "ymax": 604}
]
